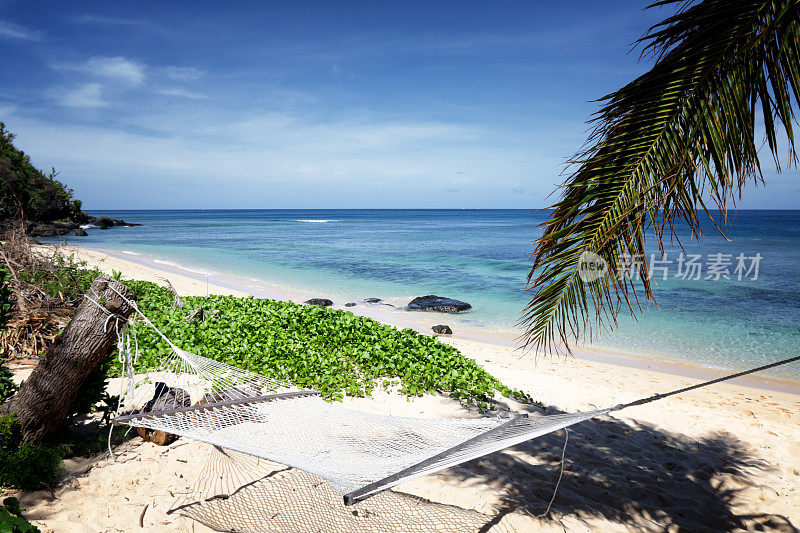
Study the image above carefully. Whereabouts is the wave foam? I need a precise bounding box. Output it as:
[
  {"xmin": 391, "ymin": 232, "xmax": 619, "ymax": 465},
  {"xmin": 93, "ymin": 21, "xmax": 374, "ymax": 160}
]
[
  {"xmin": 153, "ymin": 258, "xmax": 214, "ymax": 276},
  {"xmin": 295, "ymin": 219, "xmax": 336, "ymax": 223},
  {"xmin": 153, "ymin": 259, "xmax": 180, "ymax": 267}
]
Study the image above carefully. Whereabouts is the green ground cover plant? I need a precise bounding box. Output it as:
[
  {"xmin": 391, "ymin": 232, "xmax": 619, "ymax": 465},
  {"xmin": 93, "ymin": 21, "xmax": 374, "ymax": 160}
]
[
  {"xmin": 0, "ymin": 497, "xmax": 39, "ymax": 533},
  {"xmin": 0, "ymin": 414, "xmax": 66, "ymax": 490},
  {"xmin": 122, "ymin": 280, "xmax": 531, "ymax": 408}
]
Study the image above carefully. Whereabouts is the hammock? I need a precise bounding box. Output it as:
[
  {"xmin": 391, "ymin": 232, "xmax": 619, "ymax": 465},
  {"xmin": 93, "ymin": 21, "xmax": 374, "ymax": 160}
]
[
  {"xmin": 112, "ymin": 344, "xmax": 610, "ymax": 505},
  {"xmin": 107, "ymin": 290, "xmax": 800, "ymax": 507}
]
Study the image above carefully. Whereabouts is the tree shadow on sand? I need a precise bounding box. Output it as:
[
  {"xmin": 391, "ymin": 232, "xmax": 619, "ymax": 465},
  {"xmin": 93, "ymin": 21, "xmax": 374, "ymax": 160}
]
[{"xmin": 440, "ymin": 405, "xmax": 797, "ymax": 532}]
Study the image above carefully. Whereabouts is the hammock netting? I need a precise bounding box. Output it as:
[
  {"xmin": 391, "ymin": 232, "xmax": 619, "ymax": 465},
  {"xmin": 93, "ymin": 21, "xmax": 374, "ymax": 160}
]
[
  {"xmin": 170, "ymin": 445, "xmax": 506, "ymax": 532},
  {"xmin": 114, "ymin": 345, "xmax": 610, "ymax": 505}
]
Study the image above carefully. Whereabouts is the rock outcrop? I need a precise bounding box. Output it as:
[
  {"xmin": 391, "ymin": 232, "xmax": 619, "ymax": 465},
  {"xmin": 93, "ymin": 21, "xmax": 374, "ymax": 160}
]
[
  {"xmin": 304, "ymin": 298, "xmax": 333, "ymax": 307},
  {"xmin": 407, "ymin": 295, "xmax": 471, "ymax": 313},
  {"xmin": 24, "ymin": 214, "xmax": 141, "ymax": 238}
]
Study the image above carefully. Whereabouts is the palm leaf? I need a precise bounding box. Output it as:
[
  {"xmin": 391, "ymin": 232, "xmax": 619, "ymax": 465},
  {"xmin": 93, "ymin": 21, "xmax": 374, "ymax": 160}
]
[{"xmin": 522, "ymin": 0, "xmax": 800, "ymax": 353}]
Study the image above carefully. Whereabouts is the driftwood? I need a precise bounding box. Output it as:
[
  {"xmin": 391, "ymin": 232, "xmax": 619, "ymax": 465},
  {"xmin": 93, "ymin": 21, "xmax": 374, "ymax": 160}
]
[
  {"xmin": 185, "ymin": 306, "xmax": 208, "ymax": 323},
  {"xmin": 0, "ymin": 309, "xmax": 72, "ymax": 360},
  {"xmin": 160, "ymin": 277, "xmax": 185, "ymax": 310},
  {"xmin": 0, "ymin": 276, "xmax": 135, "ymax": 443}
]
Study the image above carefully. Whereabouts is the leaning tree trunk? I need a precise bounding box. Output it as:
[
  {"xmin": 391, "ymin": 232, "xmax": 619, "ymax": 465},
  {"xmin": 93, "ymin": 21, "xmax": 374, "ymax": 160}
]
[{"xmin": 0, "ymin": 276, "xmax": 135, "ymax": 443}]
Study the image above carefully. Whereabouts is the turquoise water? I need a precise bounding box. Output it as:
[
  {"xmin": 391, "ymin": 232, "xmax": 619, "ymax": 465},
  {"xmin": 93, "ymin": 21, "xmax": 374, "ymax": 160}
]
[{"xmin": 45, "ymin": 209, "xmax": 800, "ymax": 381}]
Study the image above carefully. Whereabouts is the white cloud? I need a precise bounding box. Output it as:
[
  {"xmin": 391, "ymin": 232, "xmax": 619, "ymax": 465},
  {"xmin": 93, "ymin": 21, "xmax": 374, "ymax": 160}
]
[
  {"xmin": 155, "ymin": 87, "xmax": 209, "ymax": 100},
  {"xmin": 0, "ymin": 20, "xmax": 44, "ymax": 41},
  {"xmin": 162, "ymin": 66, "xmax": 204, "ymax": 81},
  {"xmin": 55, "ymin": 56, "xmax": 146, "ymax": 85},
  {"xmin": 84, "ymin": 56, "xmax": 145, "ymax": 84},
  {"xmin": 52, "ymin": 83, "xmax": 107, "ymax": 108},
  {"xmin": 3, "ymin": 104, "xmax": 557, "ymax": 208},
  {"xmin": 72, "ymin": 15, "xmax": 153, "ymax": 30},
  {"xmin": 154, "ymin": 87, "xmax": 208, "ymax": 100}
]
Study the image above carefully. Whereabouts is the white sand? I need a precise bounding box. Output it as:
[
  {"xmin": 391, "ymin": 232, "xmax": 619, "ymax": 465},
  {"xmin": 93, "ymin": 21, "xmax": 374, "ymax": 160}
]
[{"xmin": 7, "ymin": 246, "xmax": 800, "ymax": 532}]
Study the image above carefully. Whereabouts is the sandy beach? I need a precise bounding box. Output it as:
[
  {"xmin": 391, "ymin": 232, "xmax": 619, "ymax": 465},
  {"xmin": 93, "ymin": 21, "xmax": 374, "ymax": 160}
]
[{"xmin": 8, "ymin": 245, "xmax": 800, "ymax": 532}]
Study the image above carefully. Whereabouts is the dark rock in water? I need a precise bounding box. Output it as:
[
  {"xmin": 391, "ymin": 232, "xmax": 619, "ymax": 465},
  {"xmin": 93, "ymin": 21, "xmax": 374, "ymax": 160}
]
[
  {"xmin": 344, "ymin": 302, "xmax": 357, "ymax": 307},
  {"xmin": 94, "ymin": 216, "xmax": 140, "ymax": 229},
  {"xmin": 110, "ymin": 217, "xmax": 141, "ymax": 227},
  {"xmin": 407, "ymin": 295, "xmax": 471, "ymax": 313},
  {"xmin": 363, "ymin": 298, "xmax": 382, "ymax": 303},
  {"xmin": 25, "ymin": 214, "xmax": 140, "ymax": 237},
  {"xmin": 305, "ymin": 298, "xmax": 333, "ymax": 307},
  {"xmin": 432, "ymin": 325, "xmax": 453, "ymax": 334},
  {"xmin": 96, "ymin": 216, "xmax": 114, "ymax": 229},
  {"xmin": 29, "ymin": 221, "xmax": 76, "ymax": 237},
  {"xmin": 74, "ymin": 228, "xmax": 88, "ymax": 236}
]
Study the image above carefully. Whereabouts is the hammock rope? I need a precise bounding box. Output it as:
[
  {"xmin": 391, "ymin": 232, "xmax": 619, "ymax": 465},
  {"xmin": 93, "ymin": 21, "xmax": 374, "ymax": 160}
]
[{"xmin": 611, "ymin": 353, "xmax": 800, "ymax": 411}]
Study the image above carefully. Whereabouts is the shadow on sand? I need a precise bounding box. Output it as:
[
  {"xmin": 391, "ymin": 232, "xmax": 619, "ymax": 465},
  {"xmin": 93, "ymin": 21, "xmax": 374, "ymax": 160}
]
[{"xmin": 437, "ymin": 405, "xmax": 798, "ymax": 532}]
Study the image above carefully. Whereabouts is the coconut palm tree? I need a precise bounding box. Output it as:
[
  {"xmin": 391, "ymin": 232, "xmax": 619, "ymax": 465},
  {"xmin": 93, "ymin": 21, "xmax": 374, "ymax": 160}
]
[{"xmin": 523, "ymin": 0, "xmax": 800, "ymax": 352}]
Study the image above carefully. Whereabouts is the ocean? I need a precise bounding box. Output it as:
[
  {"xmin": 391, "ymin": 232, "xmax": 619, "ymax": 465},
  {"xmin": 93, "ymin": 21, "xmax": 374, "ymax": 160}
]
[{"xmin": 44, "ymin": 209, "xmax": 800, "ymax": 382}]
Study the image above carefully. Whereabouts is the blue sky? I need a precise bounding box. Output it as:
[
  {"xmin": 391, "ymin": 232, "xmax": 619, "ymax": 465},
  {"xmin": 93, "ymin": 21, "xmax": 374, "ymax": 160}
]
[{"xmin": 1, "ymin": 1, "xmax": 798, "ymax": 209}]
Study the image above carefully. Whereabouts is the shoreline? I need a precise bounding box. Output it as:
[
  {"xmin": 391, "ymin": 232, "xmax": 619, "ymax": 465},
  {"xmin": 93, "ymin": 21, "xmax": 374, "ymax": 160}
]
[{"xmin": 59, "ymin": 242, "xmax": 800, "ymax": 396}]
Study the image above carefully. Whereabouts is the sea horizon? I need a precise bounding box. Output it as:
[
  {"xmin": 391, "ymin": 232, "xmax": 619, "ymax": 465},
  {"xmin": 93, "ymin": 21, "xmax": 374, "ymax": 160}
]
[{"xmin": 43, "ymin": 208, "xmax": 800, "ymax": 383}]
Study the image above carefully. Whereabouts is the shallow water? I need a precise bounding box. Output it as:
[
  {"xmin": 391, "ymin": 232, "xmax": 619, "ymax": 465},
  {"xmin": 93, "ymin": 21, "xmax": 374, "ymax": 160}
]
[{"xmin": 45, "ymin": 209, "xmax": 800, "ymax": 381}]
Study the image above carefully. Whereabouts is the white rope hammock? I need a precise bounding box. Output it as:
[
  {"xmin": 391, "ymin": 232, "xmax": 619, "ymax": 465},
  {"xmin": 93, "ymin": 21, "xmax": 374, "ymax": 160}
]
[
  {"xmin": 105, "ymin": 287, "xmax": 800, "ymax": 506},
  {"xmin": 112, "ymin": 334, "xmax": 610, "ymax": 504}
]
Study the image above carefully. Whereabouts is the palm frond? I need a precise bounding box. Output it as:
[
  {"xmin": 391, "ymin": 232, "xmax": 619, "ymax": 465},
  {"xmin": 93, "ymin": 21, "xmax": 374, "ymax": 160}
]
[{"xmin": 522, "ymin": 0, "xmax": 800, "ymax": 353}]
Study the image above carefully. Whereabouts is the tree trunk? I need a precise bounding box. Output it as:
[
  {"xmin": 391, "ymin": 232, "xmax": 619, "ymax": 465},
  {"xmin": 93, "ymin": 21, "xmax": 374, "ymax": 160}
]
[{"xmin": 0, "ymin": 276, "xmax": 135, "ymax": 443}]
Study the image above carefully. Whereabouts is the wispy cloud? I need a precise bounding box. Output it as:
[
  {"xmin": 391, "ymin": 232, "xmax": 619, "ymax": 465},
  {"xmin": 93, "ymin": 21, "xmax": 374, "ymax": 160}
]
[
  {"xmin": 84, "ymin": 56, "xmax": 146, "ymax": 84},
  {"xmin": 50, "ymin": 83, "xmax": 107, "ymax": 108},
  {"xmin": 0, "ymin": 20, "xmax": 44, "ymax": 41},
  {"xmin": 155, "ymin": 87, "xmax": 209, "ymax": 100},
  {"xmin": 4, "ymin": 103, "xmax": 551, "ymax": 208},
  {"xmin": 55, "ymin": 56, "xmax": 146, "ymax": 85},
  {"xmin": 72, "ymin": 15, "xmax": 157, "ymax": 31},
  {"xmin": 162, "ymin": 66, "xmax": 204, "ymax": 81},
  {"xmin": 512, "ymin": 186, "xmax": 524, "ymax": 194}
]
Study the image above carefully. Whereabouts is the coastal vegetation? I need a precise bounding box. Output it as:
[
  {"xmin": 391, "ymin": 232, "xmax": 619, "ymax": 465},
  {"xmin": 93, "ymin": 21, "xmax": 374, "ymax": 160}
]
[
  {"xmin": 0, "ymin": 496, "xmax": 39, "ymax": 533},
  {"xmin": 0, "ymin": 122, "xmax": 136, "ymax": 237},
  {"xmin": 0, "ymin": 246, "xmax": 80, "ymax": 492},
  {"xmin": 124, "ymin": 280, "xmax": 531, "ymax": 407},
  {"xmin": 524, "ymin": 0, "xmax": 800, "ymax": 352},
  {"xmin": 0, "ymin": 123, "xmax": 81, "ymax": 225}
]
